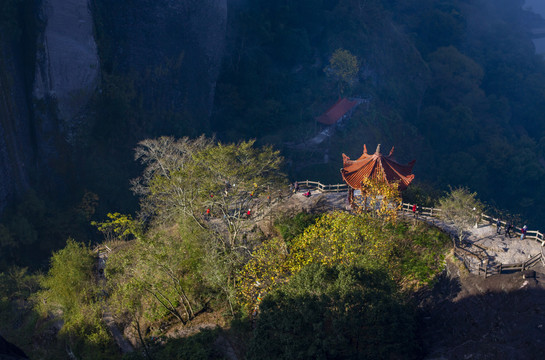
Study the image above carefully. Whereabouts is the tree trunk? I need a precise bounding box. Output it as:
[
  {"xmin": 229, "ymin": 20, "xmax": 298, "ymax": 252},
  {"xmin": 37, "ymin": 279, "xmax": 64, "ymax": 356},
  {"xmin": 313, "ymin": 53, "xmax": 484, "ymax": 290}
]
[
  {"xmin": 145, "ymin": 288, "xmax": 186, "ymax": 324},
  {"xmin": 133, "ymin": 316, "xmax": 153, "ymax": 360}
]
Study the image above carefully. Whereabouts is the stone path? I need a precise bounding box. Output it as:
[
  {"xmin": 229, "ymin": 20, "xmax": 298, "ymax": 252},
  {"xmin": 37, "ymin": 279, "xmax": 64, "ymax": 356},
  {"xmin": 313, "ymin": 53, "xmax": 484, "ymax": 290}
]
[{"xmin": 468, "ymin": 225, "xmax": 542, "ymax": 265}]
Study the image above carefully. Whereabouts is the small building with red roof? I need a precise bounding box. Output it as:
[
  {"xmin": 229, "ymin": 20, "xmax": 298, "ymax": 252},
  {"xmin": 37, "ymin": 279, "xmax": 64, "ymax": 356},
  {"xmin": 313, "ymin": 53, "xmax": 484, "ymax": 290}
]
[
  {"xmin": 341, "ymin": 144, "xmax": 415, "ymax": 203},
  {"xmin": 316, "ymin": 98, "xmax": 360, "ymax": 125}
]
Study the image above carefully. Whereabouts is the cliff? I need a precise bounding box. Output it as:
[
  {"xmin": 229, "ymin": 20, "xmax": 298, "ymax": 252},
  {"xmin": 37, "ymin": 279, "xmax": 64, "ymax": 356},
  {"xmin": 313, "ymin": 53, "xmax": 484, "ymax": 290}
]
[
  {"xmin": 0, "ymin": 0, "xmax": 230, "ymax": 211},
  {"xmin": 0, "ymin": 35, "xmax": 33, "ymax": 211}
]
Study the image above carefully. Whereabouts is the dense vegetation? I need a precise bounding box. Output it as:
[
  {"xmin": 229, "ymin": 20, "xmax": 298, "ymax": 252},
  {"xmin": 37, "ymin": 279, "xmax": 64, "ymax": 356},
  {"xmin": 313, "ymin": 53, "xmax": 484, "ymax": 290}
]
[{"xmin": 0, "ymin": 135, "xmax": 451, "ymax": 359}]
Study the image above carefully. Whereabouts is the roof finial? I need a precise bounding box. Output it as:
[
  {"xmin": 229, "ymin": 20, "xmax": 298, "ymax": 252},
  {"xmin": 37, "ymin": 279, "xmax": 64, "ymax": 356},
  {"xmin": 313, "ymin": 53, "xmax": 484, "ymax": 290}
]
[
  {"xmin": 363, "ymin": 144, "xmax": 367, "ymax": 154},
  {"xmin": 389, "ymin": 146, "xmax": 395, "ymax": 157},
  {"xmin": 375, "ymin": 144, "xmax": 381, "ymax": 154}
]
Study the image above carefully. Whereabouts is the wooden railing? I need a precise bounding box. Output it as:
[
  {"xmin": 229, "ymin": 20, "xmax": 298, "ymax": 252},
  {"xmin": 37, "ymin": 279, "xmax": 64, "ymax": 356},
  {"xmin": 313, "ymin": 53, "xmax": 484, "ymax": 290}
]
[
  {"xmin": 296, "ymin": 180, "xmax": 348, "ymax": 193},
  {"xmin": 478, "ymin": 252, "xmax": 543, "ymax": 277},
  {"xmin": 400, "ymin": 203, "xmax": 545, "ymax": 277},
  {"xmin": 298, "ymin": 180, "xmax": 545, "ymax": 277},
  {"xmin": 400, "ymin": 203, "xmax": 442, "ymax": 217}
]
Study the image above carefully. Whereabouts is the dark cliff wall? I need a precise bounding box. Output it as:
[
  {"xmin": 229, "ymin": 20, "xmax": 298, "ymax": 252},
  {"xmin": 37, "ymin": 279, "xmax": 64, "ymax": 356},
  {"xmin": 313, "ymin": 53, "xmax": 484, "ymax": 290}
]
[
  {"xmin": 1, "ymin": 0, "xmax": 230, "ymax": 212},
  {"xmin": 0, "ymin": 36, "xmax": 33, "ymax": 211}
]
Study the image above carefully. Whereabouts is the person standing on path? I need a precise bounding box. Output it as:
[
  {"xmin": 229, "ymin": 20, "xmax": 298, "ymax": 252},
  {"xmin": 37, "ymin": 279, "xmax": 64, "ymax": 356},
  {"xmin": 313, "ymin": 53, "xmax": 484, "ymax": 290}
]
[
  {"xmin": 412, "ymin": 204, "xmax": 417, "ymax": 218},
  {"xmin": 521, "ymin": 225, "xmax": 528, "ymax": 240},
  {"xmin": 505, "ymin": 222, "xmax": 512, "ymax": 238},
  {"xmin": 496, "ymin": 219, "xmax": 502, "ymax": 234}
]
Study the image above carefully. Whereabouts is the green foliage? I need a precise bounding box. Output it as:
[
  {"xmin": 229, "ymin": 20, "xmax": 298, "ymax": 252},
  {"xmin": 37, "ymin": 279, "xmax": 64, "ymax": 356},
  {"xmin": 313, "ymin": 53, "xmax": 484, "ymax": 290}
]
[
  {"xmin": 37, "ymin": 239, "xmax": 118, "ymax": 359},
  {"xmin": 402, "ymin": 182, "xmax": 442, "ymax": 208},
  {"xmin": 325, "ymin": 48, "xmax": 359, "ymax": 95},
  {"xmin": 92, "ymin": 212, "xmax": 140, "ymax": 242},
  {"xmin": 39, "ymin": 239, "xmax": 96, "ymax": 316},
  {"xmin": 0, "ymin": 190, "xmax": 96, "ymax": 272},
  {"xmin": 106, "ymin": 218, "xmax": 216, "ymax": 326},
  {"xmin": 415, "ymin": 7, "xmax": 465, "ymax": 54},
  {"xmin": 248, "ymin": 263, "xmax": 418, "ymax": 360},
  {"xmin": 57, "ymin": 302, "xmax": 119, "ymax": 360},
  {"xmin": 9, "ymin": 0, "xmax": 545, "ymax": 355},
  {"xmin": 274, "ymin": 211, "xmax": 319, "ymax": 243},
  {"xmin": 0, "ymin": 267, "xmax": 44, "ymax": 359}
]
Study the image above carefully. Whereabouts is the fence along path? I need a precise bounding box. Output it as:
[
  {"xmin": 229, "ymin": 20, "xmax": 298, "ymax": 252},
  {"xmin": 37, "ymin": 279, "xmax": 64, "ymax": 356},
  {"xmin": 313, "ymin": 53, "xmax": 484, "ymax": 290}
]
[
  {"xmin": 297, "ymin": 180, "xmax": 545, "ymax": 277},
  {"xmin": 296, "ymin": 180, "xmax": 348, "ymax": 193}
]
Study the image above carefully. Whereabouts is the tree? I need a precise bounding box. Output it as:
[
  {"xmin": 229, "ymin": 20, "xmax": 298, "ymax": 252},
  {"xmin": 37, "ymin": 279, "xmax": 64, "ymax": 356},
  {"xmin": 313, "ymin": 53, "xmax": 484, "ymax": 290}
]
[
  {"xmin": 438, "ymin": 187, "xmax": 484, "ymax": 245},
  {"xmin": 193, "ymin": 140, "xmax": 286, "ymax": 248},
  {"xmin": 325, "ymin": 48, "xmax": 359, "ymax": 95},
  {"xmin": 132, "ymin": 135, "xmax": 214, "ymax": 224},
  {"xmin": 92, "ymin": 212, "xmax": 140, "ymax": 243},
  {"xmin": 133, "ymin": 136, "xmax": 286, "ymax": 248},
  {"xmin": 39, "ymin": 239, "xmax": 97, "ymax": 316},
  {"xmin": 37, "ymin": 239, "xmax": 117, "ymax": 359}
]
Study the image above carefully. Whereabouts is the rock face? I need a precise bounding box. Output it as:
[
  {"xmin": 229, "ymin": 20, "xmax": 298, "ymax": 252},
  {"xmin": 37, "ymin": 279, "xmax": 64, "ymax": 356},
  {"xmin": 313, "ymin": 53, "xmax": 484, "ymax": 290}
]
[
  {"xmin": 0, "ymin": 0, "xmax": 230, "ymax": 210},
  {"xmin": 34, "ymin": 0, "xmax": 100, "ymax": 144},
  {"xmin": 0, "ymin": 37, "xmax": 33, "ymax": 211}
]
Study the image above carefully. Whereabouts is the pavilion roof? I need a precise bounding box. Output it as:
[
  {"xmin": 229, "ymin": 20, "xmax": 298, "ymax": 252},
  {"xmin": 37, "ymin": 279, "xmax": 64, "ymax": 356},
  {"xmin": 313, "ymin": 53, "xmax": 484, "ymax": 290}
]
[
  {"xmin": 340, "ymin": 144, "xmax": 415, "ymax": 190},
  {"xmin": 316, "ymin": 98, "xmax": 359, "ymax": 125}
]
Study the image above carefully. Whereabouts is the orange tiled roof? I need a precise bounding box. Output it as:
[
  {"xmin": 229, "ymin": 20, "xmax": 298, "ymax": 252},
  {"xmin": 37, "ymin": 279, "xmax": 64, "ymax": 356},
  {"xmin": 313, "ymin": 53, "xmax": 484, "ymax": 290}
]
[
  {"xmin": 341, "ymin": 144, "xmax": 415, "ymax": 190},
  {"xmin": 316, "ymin": 98, "xmax": 359, "ymax": 125}
]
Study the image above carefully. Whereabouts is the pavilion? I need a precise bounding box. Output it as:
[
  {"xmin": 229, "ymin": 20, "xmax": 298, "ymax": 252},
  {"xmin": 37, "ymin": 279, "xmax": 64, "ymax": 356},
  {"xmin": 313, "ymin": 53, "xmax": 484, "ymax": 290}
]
[{"xmin": 340, "ymin": 144, "xmax": 415, "ymax": 204}]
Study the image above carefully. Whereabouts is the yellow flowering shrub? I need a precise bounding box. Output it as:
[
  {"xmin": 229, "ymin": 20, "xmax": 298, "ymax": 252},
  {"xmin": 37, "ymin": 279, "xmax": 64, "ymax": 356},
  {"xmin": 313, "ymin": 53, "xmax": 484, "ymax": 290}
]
[{"xmin": 237, "ymin": 211, "xmax": 450, "ymax": 311}]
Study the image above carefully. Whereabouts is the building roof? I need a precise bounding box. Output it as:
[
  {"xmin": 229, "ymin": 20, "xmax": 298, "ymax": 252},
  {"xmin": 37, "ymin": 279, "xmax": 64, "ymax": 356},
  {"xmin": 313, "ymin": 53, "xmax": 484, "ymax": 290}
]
[
  {"xmin": 340, "ymin": 144, "xmax": 416, "ymax": 190},
  {"xmin": 316, "ymin": 98, "xmax": 359, "ymax": 125}
]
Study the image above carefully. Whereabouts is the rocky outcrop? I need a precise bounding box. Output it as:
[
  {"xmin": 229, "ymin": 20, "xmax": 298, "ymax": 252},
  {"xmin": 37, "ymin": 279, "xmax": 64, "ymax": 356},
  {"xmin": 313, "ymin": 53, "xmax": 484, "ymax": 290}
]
[{"xmin": 34, "ymin": 0, "xmax": 99, "ymax": 144}]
